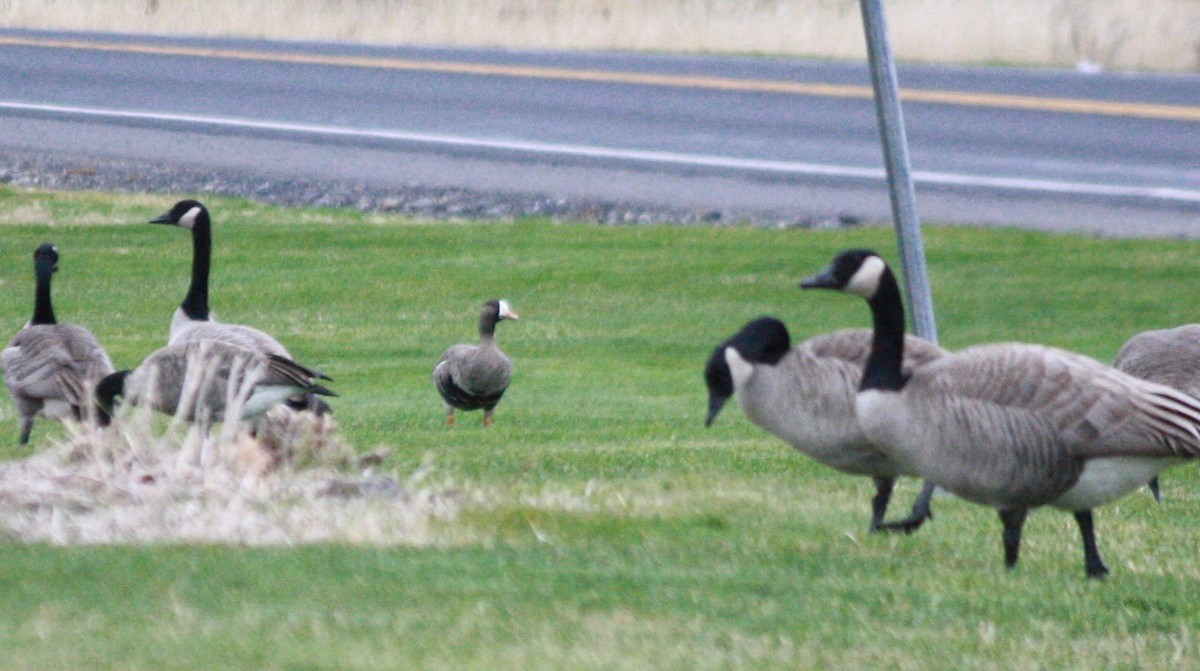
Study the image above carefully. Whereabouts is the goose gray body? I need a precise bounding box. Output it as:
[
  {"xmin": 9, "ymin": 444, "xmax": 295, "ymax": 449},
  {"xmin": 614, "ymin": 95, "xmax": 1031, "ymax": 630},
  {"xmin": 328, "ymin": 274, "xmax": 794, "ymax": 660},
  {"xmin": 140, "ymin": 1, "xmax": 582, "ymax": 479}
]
[
  {"xmin": 739, "ymin": 329, "xmax": 946, "ymax": 475},
  {"xmin": 151, "ymin": 199, "xmax": 329, "ymax": 414},
  {"xmin": 2, "ymin": 243, "xmax": 114, "ymax": 444},
  {"xmin": 433, "ymin": 299, "xmax": 518, "ymax": 426},
  {"xmin": 1112, "ymin": 324, "xmax": 1200, "ymax": 501},
  {"xmin": 97, "ymin": 339, "xmax": 336, "ymax": 424},
  {"xmin": 857, "ymin": 343, "xmax": 1194, "ymax": 510},
  {"xmin": 170, "ymin": 318, "xmax": 289, "ymax": 357},
  {"xmin": 1114, "ymin": 325, "xmax": 1200, "ymax": 397},
  {"xmin": 706, "ymin": 319, "xmax": 948, "ymax": 532},
  {"xmin": 803, "ymin": 249, "xmax": 1200, "ymax": 578}
]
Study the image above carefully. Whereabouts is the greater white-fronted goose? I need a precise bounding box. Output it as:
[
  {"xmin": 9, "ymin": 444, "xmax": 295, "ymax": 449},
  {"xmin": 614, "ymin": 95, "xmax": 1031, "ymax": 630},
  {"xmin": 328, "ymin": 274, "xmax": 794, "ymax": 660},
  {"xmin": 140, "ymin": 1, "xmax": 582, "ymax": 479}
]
[{"xmin": 433, "ymin": 299, "xmax": 518, "ymax": 427}]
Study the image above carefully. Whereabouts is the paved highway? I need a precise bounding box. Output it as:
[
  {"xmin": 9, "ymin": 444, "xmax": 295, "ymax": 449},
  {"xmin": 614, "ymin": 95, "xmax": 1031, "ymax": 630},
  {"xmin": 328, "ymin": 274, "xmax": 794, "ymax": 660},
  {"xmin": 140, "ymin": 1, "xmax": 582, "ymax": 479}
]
[{"xmin": 1, "ymin": 29, "xmax": 1198, "ymax": 235}]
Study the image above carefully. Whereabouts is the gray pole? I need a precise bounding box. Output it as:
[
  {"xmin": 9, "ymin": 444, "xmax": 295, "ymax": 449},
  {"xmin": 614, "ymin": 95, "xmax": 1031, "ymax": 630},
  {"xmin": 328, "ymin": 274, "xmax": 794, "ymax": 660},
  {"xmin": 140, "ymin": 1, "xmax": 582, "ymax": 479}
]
[{"xmin": 858, "ymin": 0, "xmax": 938, "ymax": 343}]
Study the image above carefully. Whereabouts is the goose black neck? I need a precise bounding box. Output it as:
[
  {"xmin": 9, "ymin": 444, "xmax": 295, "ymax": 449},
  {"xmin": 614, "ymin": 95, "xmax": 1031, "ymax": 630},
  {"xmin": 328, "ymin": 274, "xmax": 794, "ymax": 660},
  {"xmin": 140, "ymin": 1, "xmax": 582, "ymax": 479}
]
[
  {"xmin": 95, "ymin": 370, "xmax": 130, "ymax": 426},
  {"xmin": 30, "ymin": 257, "xmax": 56, "ymax": 325},
  {"xmin": 860, "ymin": 266, "xmax": 908, "ymax": 391},
  {"xmin": 180, "ymin": 213, "xmax": 211, "ymax": 320},
  {"xmin": 479, "ymin": 309, "xmax": 499, "ymax": 341}
]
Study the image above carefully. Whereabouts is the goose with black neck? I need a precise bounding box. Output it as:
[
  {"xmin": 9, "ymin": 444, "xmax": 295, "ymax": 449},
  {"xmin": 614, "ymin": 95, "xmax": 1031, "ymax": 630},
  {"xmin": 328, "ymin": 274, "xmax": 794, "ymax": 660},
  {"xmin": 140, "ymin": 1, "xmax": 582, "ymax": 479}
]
[
  {"xmin": 802, "ymin": 249, "xmax": 1200, "ymax": 579},
  {"xmin": 704, "ymin": 316, "xmax": 948, "ymax": 533},
  {"xmin": 150, "ymin": 199, "xmax": 332, "ymax": 414},
  {"xmin": 2, "ymin": 243, "xmax": 114, "ymax": 444}
]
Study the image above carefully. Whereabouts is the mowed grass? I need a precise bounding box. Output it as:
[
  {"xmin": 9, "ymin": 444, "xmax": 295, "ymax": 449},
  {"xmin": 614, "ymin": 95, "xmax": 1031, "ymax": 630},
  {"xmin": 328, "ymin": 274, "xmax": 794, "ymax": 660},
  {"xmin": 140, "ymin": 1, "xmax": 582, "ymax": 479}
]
[{"xmin": 1, "ymin": 186, "xmax": 1199, "ymax": 670}]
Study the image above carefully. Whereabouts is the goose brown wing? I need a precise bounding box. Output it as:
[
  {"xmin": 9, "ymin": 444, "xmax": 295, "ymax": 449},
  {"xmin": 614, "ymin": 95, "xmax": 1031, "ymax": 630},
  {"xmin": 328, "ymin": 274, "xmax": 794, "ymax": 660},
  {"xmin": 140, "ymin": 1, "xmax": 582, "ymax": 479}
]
[
  {"xmin": 58, "ymin": 324, "xmax": 115, "ymax": 382},
  {"xmin": 1114, "ymin": 325, "xmax": 1200, "ymax": 397},
  {"xmin": 912, "ymin": 343, "xmax": 1200, "ymax": 460},
  {"xmin": 805, "ymin": 328, "xmax": 948, "ymax": 371},
  {"xmin": 173, "ymin": 321, "xmax": 291, "ymax": 358},
  {"xmin": 264, "ymin": 354, "xmax": 332, "ymax": 389},
  {"xmin": 3, "ymin": 326, "xmax": 111, "ymax": 407}
]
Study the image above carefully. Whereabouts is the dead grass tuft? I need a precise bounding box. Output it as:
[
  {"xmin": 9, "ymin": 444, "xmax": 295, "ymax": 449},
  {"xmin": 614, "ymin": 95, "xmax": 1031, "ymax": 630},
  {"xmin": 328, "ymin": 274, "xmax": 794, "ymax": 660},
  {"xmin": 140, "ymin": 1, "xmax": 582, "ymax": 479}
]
[{"xmin": 0, "ymin": 405, "xmax": 460, "ymax": 546}]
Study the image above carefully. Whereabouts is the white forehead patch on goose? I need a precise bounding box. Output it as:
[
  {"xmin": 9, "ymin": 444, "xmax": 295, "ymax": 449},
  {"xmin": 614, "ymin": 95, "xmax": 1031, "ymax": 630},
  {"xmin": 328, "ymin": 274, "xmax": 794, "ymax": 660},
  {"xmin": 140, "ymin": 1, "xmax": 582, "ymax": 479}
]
[
  {"xmin": 844, "ymin": 255, "xmax": 886, "ymax": 299},
  {"xmin": 498, "ymin": 299, "xmax": 519, "ymax": 320},
  {"xmin": 178, "ymin": 206, "xmax": 202, "ymax": 230},
  {"xmin": 724, "ymin": 347, "xmax": 754, "ymax": 393}
]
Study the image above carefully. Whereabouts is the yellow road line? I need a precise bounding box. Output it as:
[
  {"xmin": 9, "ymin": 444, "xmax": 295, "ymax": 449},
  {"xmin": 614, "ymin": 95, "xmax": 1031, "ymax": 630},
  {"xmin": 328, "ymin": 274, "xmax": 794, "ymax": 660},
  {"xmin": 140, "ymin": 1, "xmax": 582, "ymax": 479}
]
[{"xmin": 4, "ymin": 34, "xmax": 1199, "ymax": 122}]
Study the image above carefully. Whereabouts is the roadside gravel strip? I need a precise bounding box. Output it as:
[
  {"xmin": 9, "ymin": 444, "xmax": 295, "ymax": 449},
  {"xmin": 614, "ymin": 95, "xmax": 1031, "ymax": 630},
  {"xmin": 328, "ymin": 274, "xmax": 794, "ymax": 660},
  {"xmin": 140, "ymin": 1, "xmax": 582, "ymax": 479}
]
[{"xmin": 0, "ymin": 149, "xmax": 861, "ymax": 229}]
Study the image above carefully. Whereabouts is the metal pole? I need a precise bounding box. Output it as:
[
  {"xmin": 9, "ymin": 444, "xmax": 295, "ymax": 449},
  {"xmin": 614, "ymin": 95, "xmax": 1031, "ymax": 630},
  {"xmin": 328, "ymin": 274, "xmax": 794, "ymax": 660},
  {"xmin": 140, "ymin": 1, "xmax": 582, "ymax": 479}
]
[{"xmin": 858, "ymin": 0, "xmax": 938, "ymax": 344}]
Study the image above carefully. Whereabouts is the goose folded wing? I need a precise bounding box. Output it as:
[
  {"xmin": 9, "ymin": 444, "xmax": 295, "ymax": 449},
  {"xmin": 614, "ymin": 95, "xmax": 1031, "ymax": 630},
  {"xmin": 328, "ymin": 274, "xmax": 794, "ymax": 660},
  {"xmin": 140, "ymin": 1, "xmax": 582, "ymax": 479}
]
[
  {"xmin": 807, "ymin": 329, "xmax": 948, "ymax": 371},
  {"xmin": 915, "ymin": 344, "xmax": 1200, "ymax": 459},
  {"xmin": 265, "ymin": 354, "xmax": 331, "ymax": 387},
  {"xmin": 2, "ymin": 330, "xmax": 88, "ymax": 404},
  {"xmin": 1114, "ymin": 325, "xmax": 1200, "ymax": 396},
  {"xmin": 59, "ymin": 325, "xmax": 115, "ymax": 380}
]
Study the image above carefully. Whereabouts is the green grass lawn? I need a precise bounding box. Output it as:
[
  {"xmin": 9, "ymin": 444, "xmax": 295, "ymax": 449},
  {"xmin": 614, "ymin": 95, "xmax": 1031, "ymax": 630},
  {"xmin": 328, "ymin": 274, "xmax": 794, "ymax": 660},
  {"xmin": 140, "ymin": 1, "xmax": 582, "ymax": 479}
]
[{"xmin": 1, "ymin": 186, "xmax": 1198, "ymax": 670}]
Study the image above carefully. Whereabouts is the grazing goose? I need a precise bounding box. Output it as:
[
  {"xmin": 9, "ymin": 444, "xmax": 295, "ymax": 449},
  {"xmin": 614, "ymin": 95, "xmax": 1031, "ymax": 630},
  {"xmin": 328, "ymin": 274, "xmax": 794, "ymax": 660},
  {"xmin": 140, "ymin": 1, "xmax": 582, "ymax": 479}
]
[
  {"xmin": 2, "ymin": 243, "xmax": 114, "ymax": 444},
  {"xmin": 705, "ymin": 317, "xmax": 949, "ymax": 532},
  {"xmin": 802, "ymin": 249, "xmax": 1200, "ymax": 578},
  {"xmin": 433, "ymin": 299, "xmax": 518, "ymax": 427},
  {"xmin": 150, "ymin": 199, "xmax": 331, "ymax": 414},
  {"xmin": 1113, "ymin": 325, "xmax": 1200, "ymax": 501},
  {"xmin": 96, "ymin": 339, "xmax": 336, "ymax": 426}
]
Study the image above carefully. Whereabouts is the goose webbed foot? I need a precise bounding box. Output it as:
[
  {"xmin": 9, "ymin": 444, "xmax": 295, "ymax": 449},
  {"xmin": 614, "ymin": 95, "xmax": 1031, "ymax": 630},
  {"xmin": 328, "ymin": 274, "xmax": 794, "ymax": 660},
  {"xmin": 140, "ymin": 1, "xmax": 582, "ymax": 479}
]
[
  {"xmin": 873, "ymin": 480, "xmax": 936, "ymax": 534},
  {"xmin": 998, "ymin": 508, "xmax": 1029, "ymax": 571},
  {"xmin": 1074, "ymin": 510, "xmax": 1109, "ymax": 580}
]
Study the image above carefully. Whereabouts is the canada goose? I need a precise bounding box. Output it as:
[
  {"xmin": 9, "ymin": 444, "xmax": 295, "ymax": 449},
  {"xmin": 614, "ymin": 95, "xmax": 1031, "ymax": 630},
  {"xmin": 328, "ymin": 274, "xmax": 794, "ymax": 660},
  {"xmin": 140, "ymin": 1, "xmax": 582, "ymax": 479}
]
[
  {"xmin": 150, "ymin": 199, "xmax": 331, "ymax": 414},
  {"xmin": 1114, "ymin": 325, "xmax": 1200, "ymax": 501},
  {"xmin": 96, "ymin": 339, "xmax": 336, "ymax": 426},
  {"xmin": 802, "ymin": 249, "xmax": 1200, "ymax": 578},
  {"xmin": 2, "ymin": 243, "xmax": 114, "ymax": 444},
  {"xmin": 705, "ymin": 317, "xmax": 949, "ymax": 532},
  {"xmin": 433, "ymin": 299, "xmax": 518, "ymax": 427}
]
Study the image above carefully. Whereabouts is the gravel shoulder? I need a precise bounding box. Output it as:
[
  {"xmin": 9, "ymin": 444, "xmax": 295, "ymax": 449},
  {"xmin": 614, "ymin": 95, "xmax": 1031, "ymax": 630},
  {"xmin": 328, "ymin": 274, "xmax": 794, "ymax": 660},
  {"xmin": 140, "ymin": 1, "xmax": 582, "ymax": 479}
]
[{"xmin": 0, "ymin": 149, "xmax": 862, "ymax": 230}]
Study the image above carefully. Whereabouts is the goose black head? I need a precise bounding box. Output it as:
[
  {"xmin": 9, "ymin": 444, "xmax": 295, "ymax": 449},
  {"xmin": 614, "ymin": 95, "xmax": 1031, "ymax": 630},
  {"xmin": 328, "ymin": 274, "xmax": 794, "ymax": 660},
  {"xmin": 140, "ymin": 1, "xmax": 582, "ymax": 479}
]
[
  {"xmin": 704, "ymin": 316, "xmax": 791, "ymax": 427},
  {"xmin": 33, "ymin": 242, "xmax": 59, "ymax": 274},
  {"xmin": 480, "ymin": 299, "xmax": 519, "ymax": 337},
  {"xmin": 94, "ymin": 370, "xmax": 131, "ymax": 427},
  {"xmin": 490, "ymin": 299, "xmax": 519, "ymax": 322},
  {"xmin": 150, "ymin": 199, "xmax": 209, "ymax": 230},
  {"xmin": 800, "ymin": 249, "xmax": 888, "ymax": 300}
]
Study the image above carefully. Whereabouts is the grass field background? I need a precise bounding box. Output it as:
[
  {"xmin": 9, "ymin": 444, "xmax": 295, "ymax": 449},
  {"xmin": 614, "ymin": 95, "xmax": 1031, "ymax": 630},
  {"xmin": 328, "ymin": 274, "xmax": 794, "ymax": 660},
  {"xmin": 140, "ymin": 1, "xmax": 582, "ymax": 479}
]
[{"xmin": 1, "ymin": 186, "xmax": 1199, "ymax": 669}]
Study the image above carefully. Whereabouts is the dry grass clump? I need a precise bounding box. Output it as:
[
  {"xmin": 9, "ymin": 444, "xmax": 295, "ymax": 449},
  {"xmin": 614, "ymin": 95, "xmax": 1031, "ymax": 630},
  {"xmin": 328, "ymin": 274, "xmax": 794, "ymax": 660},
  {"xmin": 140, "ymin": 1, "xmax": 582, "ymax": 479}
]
[
  {"xmin": 0, "ymin": 405, "xmax": 460, "ymax": 546},
  {"xmin": 1, "ymin": 0, "xmax": 1197, "ymax": 71}
]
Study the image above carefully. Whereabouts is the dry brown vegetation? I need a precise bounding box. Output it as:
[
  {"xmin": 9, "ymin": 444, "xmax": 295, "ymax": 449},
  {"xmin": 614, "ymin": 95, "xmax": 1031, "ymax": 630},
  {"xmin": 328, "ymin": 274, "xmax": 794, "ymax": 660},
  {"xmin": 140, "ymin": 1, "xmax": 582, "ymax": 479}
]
[
  {"xmin": 0, "ymin": 361, "xmax": 460, "ymax": 546},
  {"xmin": 1, "ymin": 0, "xmax": 1198, "ymax": 71}
]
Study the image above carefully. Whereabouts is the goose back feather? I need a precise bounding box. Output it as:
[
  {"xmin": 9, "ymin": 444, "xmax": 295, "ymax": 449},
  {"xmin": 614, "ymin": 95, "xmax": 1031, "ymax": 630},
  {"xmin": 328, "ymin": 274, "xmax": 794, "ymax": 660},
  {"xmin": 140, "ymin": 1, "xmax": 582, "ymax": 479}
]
[
  {"xmin": 433, "ymin": 299, "xmax": 518, "ymax": 426},
  {"xmin": 98, "ymin": 339, "xmax": 335, "ymax": 424},
  {"xmin": 705, "ymin": 318, "xmax": 949, "ymax": 532},
  {"xmin": 2, "ymin": 243, "xmax": 114, "ymax": 444},
  {"xmin": 803, "ymin": 248, "xmax": 1200, "ymax": 577},
  {"xmin": 151, "ymin": 199, "xmax": 329, "ymax": 413},
  {"xmin": 1111, "ymin": 324, "xmax": 1200, "ymax": 500},
  {"xmin": 1114, "ymin": 325, "xmax": 1200, "ymax": 397}
]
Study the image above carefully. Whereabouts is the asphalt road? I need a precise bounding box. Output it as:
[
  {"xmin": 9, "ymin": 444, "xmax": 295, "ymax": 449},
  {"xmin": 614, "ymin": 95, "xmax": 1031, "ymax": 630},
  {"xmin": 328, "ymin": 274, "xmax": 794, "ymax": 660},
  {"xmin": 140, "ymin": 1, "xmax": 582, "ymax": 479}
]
[{"xmin": 1, "ymin": 29, "xmax": 1198, "ymax": 236}]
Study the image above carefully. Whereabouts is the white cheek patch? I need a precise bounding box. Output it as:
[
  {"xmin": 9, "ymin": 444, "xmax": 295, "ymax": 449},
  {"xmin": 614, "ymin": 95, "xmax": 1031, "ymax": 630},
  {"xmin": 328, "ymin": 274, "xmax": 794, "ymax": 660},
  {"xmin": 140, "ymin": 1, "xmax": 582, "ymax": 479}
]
[
  {"xmin": 844, "ymin": 255, "xmax": 886, "ymax": 299},
  {"xmin": 178, "ymin": 206, "xmax": 202, "ymax": 230},
  {"xmin": 724, "ymin": 347, "xmax": 754, "ymax": 393}
]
